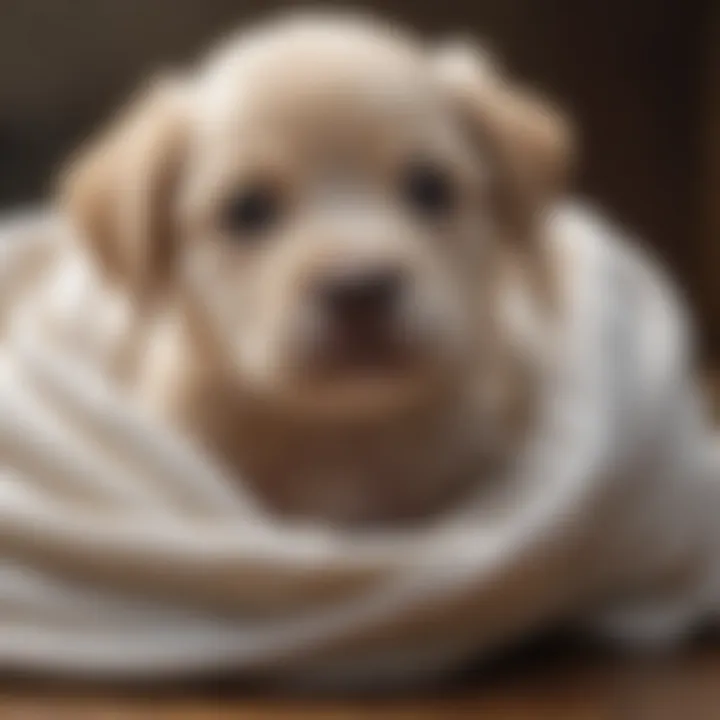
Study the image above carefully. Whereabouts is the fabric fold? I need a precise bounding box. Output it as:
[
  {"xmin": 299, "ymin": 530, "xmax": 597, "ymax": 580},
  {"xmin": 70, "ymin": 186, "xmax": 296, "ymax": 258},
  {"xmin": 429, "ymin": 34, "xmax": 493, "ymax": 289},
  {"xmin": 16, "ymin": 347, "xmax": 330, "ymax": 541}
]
[{"xmin": 0, "ymin": 206, "xmax": 717, "ymax": 686}]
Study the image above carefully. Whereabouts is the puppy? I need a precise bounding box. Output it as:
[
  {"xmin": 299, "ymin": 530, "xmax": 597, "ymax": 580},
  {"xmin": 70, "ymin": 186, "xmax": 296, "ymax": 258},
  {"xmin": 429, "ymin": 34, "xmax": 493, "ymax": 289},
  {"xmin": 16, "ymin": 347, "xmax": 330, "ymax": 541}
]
[{"xmin": 57, "ymin": 13, "xmax": 574, "ymax": 525}]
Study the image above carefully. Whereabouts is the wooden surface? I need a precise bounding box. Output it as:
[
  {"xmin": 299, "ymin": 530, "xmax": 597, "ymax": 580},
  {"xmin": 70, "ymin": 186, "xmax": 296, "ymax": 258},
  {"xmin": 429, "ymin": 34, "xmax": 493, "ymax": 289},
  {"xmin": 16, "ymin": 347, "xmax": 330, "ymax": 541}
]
[{"xmin": 3, "ymin": 641, "xmax": 720, "ymax": 719}]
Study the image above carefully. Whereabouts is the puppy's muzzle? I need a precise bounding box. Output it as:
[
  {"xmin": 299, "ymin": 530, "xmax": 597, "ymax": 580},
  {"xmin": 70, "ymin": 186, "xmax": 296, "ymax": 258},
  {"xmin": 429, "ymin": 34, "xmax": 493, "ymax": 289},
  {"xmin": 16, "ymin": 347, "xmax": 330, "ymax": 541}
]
[
  {"xmin": 312, "ymin": 263, "xmax": 409, "ymax": 369},
  {"xmin": 318, "ymin": 264, "xmax": 402, "ymax": 320}
]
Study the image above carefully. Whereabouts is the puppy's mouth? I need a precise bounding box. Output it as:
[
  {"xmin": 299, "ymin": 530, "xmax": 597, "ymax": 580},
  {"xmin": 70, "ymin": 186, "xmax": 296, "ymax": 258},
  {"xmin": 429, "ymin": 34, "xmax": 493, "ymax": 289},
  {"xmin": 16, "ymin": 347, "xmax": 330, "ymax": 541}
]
[
  {"xmin": 295, "ymin": 265, "xmax": 430, "ymax": 383},
  {"xmin": 310, "ymin": 323, "xmax": 417, "ymax": 381},
  {"xmin": 314, "ymin": 332, "xmax": 418, "ymax": 380},
  {"xmin": 258, "ymin": 318, "xmax": 448, "ymax": 418}
]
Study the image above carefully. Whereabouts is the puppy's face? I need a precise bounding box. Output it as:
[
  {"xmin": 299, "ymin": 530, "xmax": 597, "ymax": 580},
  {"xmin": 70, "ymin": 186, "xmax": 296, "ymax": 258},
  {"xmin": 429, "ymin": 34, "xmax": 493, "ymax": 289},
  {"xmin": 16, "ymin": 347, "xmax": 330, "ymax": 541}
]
[
  {"xmin": 178, "ymin": 28, "xmax": 495, "ymax": 416},
  {"xmin": 62, "ymin": 16, "xmax": 571, "ymax": 421}
]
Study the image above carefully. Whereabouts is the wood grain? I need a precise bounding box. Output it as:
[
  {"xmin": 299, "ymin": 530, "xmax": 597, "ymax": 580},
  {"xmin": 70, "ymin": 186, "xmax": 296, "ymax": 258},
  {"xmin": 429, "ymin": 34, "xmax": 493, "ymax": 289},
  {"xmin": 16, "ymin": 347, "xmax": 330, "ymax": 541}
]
[{"xmin": 2, "ymin": 640, "xmax": 720, "ymax": 719}]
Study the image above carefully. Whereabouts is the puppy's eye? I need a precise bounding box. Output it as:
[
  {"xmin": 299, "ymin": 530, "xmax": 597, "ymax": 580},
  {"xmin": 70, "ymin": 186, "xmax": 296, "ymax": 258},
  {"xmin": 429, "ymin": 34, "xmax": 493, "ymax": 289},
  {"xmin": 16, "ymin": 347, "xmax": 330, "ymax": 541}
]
[
  {"xmin": 402, "ymin": 161, "xmax": 455, "ymax": 218},
  {"xmin": 222, "ymin": 185, "xmax": 279, "ymax": 236}
]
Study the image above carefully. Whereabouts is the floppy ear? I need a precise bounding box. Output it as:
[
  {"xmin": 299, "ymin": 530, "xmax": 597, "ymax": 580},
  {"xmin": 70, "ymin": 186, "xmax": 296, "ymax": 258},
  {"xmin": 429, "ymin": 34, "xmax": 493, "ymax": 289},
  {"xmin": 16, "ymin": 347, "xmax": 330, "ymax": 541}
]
[
  {"xmin": 58, "ymin": 77, "xmax": 188, "ymax": 295},
  {"xmin": 433, "ymin": 41, "xmax": 574, "ymax": 236}
]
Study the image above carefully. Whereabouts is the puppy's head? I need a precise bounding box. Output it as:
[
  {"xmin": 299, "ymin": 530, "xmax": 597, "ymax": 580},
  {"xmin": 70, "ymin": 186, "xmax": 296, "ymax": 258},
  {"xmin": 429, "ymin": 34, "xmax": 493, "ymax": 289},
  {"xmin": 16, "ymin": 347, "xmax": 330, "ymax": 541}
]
[{"xmin": 60, "ymin": 14, "xmax": 572, "ymax": 421}]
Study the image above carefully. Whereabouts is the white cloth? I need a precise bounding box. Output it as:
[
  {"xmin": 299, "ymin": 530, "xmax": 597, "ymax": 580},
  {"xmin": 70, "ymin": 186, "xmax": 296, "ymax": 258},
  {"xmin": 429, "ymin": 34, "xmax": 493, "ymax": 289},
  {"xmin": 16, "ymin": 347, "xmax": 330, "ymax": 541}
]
[{"xmin": 0, "ymin": 203, "xmax": 717, "ymax": 688}]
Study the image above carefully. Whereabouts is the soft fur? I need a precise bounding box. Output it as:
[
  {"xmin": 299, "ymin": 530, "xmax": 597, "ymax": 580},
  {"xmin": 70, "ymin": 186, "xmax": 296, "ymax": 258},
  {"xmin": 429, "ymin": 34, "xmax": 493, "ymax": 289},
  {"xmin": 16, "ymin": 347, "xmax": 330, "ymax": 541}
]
[{"xmin": 60, "ymin": 13, "xmax": 572, "ymax": 524}]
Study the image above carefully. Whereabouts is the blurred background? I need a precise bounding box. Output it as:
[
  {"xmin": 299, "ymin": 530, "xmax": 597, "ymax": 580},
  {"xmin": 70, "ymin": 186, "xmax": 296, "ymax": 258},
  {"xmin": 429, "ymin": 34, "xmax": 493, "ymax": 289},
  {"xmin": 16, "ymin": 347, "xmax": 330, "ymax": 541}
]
[{"xmin": 0, "ymin": 0, "xmax": 716, "ymax": 366}]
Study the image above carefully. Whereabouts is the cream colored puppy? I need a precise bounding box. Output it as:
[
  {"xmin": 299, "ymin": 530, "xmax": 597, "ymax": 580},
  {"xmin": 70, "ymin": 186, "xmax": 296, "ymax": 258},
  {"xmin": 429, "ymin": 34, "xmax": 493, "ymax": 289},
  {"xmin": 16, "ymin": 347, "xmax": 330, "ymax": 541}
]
[{"xmin": 60, "ymin": 13, "xmax": 570, "ymax": 525}]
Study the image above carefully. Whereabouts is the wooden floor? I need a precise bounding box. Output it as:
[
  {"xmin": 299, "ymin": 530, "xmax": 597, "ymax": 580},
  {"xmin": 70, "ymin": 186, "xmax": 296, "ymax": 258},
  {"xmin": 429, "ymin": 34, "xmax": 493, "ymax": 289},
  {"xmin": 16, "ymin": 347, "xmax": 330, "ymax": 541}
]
[{"xmin": 3, "ymin": 640, "xmax": 720, "ymax": 719}]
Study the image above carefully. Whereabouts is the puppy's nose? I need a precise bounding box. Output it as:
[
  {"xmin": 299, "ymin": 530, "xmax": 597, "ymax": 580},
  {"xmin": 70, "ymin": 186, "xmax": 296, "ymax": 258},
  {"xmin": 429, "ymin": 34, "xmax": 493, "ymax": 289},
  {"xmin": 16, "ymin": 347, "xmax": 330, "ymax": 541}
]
[{"xmin": 318, "ymin": 266, "xmax": 404, "ymax": 320}]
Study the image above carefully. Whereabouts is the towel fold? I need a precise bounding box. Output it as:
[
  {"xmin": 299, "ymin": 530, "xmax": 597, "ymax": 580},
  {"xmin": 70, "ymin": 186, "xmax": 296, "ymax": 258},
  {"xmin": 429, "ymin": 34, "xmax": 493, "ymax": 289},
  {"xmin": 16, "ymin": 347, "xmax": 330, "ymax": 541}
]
[{"xmin": 0, "ymin": 205, "xmax": 717, "ymax": 688}]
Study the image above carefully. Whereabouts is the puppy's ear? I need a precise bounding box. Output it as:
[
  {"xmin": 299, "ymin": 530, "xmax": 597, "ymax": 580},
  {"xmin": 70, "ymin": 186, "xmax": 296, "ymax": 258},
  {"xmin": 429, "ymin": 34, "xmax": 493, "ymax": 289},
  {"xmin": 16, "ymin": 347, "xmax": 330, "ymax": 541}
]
[
  {"xmin": 433, "ymin": 41, "xmax": 574, "ymax": 236},
  {"xmin": 59, "ymin": 77, "xmax": 188, "ymax": 294}
]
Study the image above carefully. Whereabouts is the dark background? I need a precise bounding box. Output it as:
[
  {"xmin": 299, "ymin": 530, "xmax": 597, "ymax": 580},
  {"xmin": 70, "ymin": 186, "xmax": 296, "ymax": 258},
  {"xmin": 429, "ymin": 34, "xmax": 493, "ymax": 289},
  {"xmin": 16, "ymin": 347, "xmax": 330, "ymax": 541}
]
[{"xmin": 0, "ymin": 0, "xmax": 716, "ymax": 362}]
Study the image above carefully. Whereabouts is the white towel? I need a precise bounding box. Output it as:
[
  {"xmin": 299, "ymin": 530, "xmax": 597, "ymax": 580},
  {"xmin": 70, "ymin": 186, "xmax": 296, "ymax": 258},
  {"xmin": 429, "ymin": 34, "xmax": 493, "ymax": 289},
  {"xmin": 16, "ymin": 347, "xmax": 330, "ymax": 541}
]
[{"xmin": 0, "ymin": 203, "xmax": 717, "ymax": 688}]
